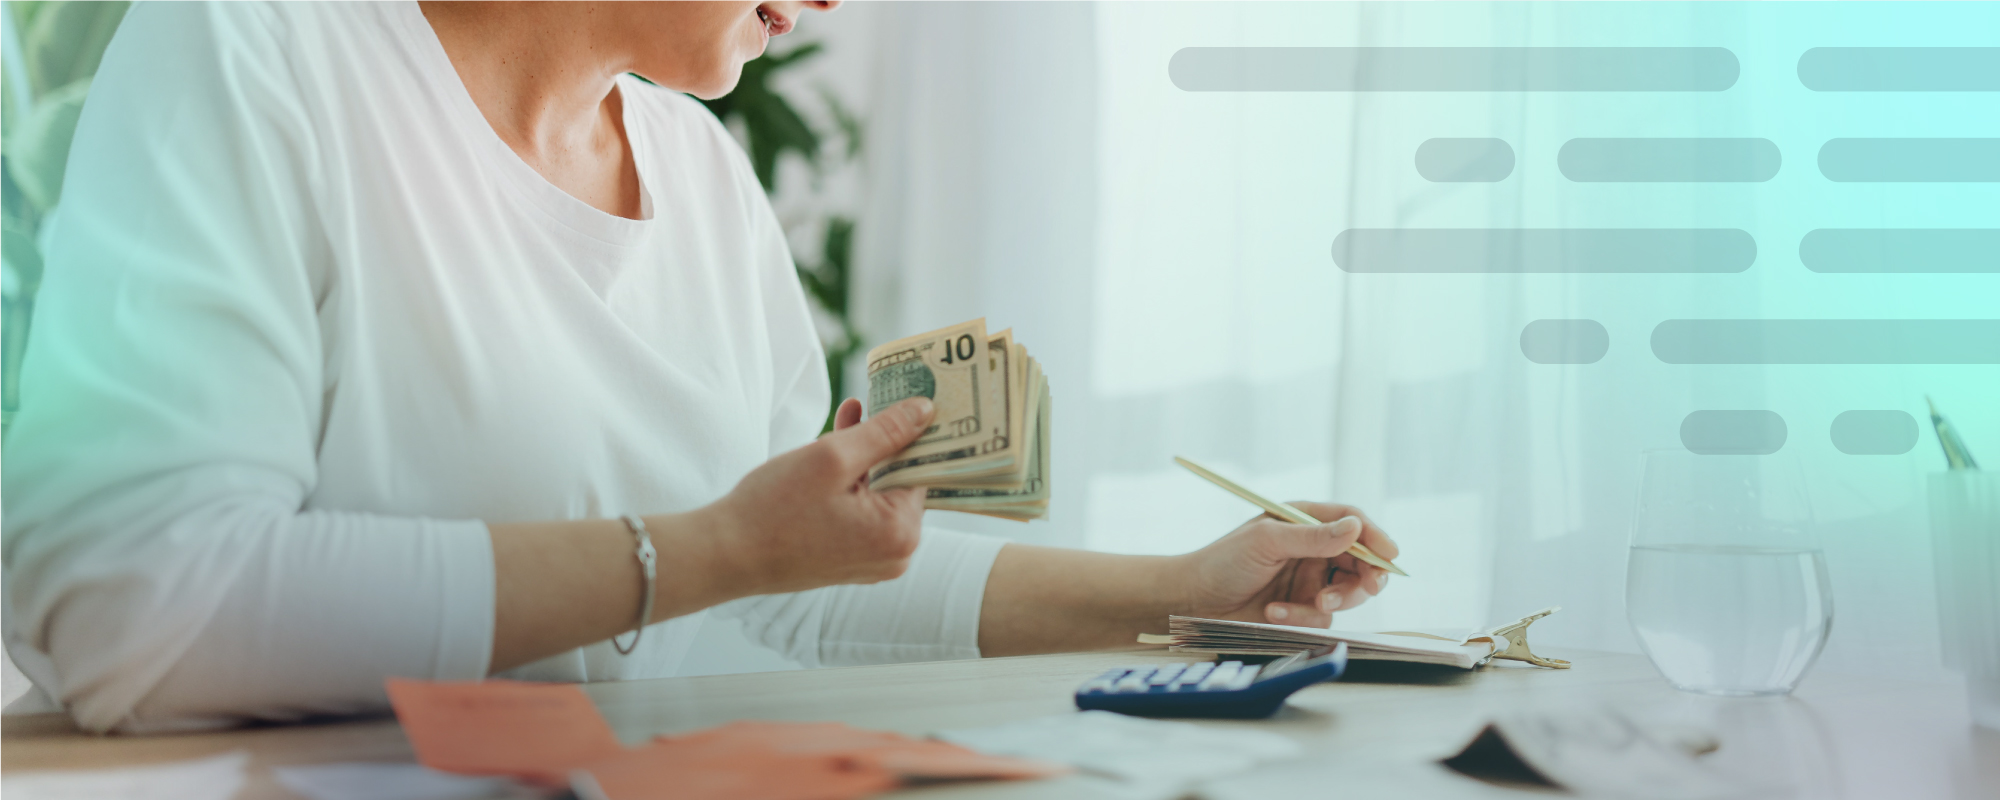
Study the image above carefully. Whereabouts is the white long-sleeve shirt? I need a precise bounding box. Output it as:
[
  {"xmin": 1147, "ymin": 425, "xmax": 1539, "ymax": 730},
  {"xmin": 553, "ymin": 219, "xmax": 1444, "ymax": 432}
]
[{"xmin": 0, "ymin": 1, "xmax": 1001, "ymax": 734}]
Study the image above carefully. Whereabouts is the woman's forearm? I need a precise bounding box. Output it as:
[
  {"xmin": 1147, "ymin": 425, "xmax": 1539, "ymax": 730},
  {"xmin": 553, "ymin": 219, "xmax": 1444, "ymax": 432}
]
[
  {"xmin": 975, "ymin": 504, "xmax": 1400, "ymax": 658},
  {"xmin": 976, "ymin": 543, "xmax": 1189, "ymax": 657},
  {"xmin": 486, "ymin": 509, "xmax": 744, "ymax": 672},
  {"xmin": 485, "ymin": 397, "xmax": 939, "ymax": 673}
]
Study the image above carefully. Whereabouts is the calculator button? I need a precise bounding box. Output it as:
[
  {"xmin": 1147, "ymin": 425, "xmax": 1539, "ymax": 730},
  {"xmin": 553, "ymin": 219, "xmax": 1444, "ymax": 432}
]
[
  {"xmin": 1196, "ymin": 661, "xmax": 1243, "ymax": 690},
  {"xmin": 1224, "ymin": 666, "xmax": 1262, "ymax": 691},
  {"xmin": 1112, "ymin": 673, "xmax": 1151, "ymax": 693},
  {"xmin": 1147, "ymin": 664, "xmax": 1186, "ymax": 684},
  {"xmin": 1180, "ymin": 662, "xmax": 1214, "ymax": 680}
]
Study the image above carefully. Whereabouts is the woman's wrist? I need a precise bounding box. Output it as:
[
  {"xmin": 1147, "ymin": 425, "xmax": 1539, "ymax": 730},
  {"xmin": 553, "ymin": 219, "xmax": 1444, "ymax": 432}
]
[
  {"xmin": 979, "ymin": 545, "xmax": 1204, "ymax": 655},
  {"xmin": 639, "ymin": 505, "xmax": 753, "ymax": 623},
  {"xmin": 1152, "ymin": 553, "xmax": 1204, "ymax": 627}
]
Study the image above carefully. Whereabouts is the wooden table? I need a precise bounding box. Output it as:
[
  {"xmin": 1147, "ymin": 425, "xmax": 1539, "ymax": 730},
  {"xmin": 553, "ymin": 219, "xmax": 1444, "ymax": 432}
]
[{"xmin": 5, "ymin": 648, "xmax": 1996, "ymax": 798}]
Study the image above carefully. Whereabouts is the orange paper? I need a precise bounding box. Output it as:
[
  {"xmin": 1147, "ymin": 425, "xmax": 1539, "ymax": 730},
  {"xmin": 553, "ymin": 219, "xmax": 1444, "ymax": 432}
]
[
  {"xmin": 577, "ymin": 748, "xmax": 897, "ymax": 800},
  {"xmin": 673, "ymin": 722, "xmax": 1068, "ymax": 781},
  {"xmin": 386, "ymin": 678, "xmax": 625, "ymax": 784}
]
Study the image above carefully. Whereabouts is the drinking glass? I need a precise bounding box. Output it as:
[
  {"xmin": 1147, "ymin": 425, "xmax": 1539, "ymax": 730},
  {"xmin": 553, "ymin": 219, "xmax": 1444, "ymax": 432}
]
[{"xmin": 1627, "ymin": 450, "xmax": 1832, "ymax": 696}]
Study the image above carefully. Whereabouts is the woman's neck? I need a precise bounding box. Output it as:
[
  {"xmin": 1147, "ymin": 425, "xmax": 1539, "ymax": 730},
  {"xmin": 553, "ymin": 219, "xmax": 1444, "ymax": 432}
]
[{"xmin": 419, "ymin": 2, "xmax": 643, "ymax": 219}]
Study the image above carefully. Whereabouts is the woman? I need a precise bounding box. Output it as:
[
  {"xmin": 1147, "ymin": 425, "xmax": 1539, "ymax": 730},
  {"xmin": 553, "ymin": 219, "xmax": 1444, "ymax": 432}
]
[{"xmin": 0, "ymin": 1, "xmax": 1397, "ymax": 733}]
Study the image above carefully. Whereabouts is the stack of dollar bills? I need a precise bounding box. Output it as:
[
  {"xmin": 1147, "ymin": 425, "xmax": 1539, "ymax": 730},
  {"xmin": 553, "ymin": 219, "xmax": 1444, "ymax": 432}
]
[{"xmin": 865, "ymin": 318, "xmax": 1050, "ymax": 521}]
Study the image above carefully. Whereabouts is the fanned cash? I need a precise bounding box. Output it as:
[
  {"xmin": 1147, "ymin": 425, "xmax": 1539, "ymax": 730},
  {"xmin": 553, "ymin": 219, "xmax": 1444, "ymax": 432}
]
[{"xmin": 865, "ymin": 318, "xmax": 1052, "ymax": 521}]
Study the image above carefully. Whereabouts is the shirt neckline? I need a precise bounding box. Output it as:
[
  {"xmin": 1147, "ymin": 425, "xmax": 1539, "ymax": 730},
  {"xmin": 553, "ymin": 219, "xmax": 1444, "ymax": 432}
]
[{"xmin": 391, "ymin": 2, "xmax": 656, "ymax": 249}]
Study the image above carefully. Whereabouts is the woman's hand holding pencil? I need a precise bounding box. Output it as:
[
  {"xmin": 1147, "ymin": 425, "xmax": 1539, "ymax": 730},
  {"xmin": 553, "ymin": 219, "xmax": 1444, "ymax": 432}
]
[{"xmin": 1169, "ymin": 456, "xmax": 1403, "ymax": 629}]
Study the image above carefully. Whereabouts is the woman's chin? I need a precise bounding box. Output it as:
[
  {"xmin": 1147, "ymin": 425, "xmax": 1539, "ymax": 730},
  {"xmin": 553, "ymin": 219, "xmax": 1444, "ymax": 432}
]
[{"xmin": 684, "ymin": 67, "xmax": 747, "ymax": 101}]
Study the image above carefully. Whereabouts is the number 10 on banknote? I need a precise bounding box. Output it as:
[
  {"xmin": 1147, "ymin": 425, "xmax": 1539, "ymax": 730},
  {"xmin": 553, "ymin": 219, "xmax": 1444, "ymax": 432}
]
[{"xmin": 866, "ymin": 318, "xmax": 1052, "ymax": 521}]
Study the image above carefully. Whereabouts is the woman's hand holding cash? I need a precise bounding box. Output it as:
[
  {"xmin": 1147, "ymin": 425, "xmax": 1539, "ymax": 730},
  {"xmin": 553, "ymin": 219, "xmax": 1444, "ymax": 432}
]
[{"xmin": 700, "ymin": 397, "xmax": 943, "ymax": 595}]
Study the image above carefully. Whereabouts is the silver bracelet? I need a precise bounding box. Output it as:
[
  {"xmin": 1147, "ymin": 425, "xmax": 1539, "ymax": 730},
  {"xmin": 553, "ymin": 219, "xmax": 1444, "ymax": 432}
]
[{"xmin": 611, "ymin": 515, "xmax": 657, "ymax": 656}]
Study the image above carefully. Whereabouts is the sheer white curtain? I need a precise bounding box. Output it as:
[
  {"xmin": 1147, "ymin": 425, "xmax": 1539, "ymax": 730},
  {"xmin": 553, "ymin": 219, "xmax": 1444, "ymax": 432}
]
[
  {"xmin": 1086, "ymin": 3, "xmax": 1561, "ymax": 636},
  {"xmin": 847, "ymin": 1, "xmax": 1952, "ymax": 680},
  {"xmin": 862, "ymin": 2, "xmax": 1549, "ymax": 636}
]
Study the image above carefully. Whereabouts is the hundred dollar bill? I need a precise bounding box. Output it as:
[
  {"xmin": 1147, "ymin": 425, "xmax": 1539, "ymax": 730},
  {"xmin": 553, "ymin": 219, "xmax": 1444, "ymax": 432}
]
[{"xmin": 866, "ymin": 319, "xmax": 1016, "ymax": 489}]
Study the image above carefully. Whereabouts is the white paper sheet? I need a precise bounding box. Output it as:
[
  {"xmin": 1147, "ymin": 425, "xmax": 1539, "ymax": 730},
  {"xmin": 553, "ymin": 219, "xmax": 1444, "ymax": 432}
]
[
  {"xmin": 273, "ymin": 762, "xmax": 547, "ymax": 800},
  {"xmin": 938, "ymin": 710, "xmax": 1301, "ymax": 796},
  {"xmin": 1, "ymin": 750, "xmax": 247, "ymax": 800}
]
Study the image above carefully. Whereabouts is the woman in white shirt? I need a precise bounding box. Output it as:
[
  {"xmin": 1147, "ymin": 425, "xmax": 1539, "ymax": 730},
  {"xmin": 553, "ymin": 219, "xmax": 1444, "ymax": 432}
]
[{"xmin": 0, "ymin": 1, "xmax": 1398, "ymax": 733}]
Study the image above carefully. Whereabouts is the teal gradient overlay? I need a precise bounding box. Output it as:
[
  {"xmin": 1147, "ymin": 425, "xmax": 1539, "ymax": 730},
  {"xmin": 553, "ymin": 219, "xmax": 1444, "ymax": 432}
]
[
  {"xmin": 1415, "ymin": 138, "xmax": 1515, "ymax": 182},
  {"xmin": 1830, "ymin": 410, "xmax": 1919, "ymax": 456},
  {"xmin": 1169, "ymin": 47, "xmax": 1740, "ymax": 91},
  {"xmin": 1681, "ymin": 410, "xmax": 1789, "ymax": 455},
  {"xmin": 1799, "ymin": 47, "xmax": 2000, "ymax": 92},
  {"xmin": 1109, "ymin": 1, "xmax": 2000, "ymax": 636},
  {"xmin": 1559, "ymin": 138, "xmax": 1781, "ymax": 183},
  {"xmin": 1519, "ymin": 319, "xmax": 1609, "ymax": 364},
  {"xmin": 1652, "ymin": 320, "xmax": 2000, "ymax": 364},
  {"xmin": 1140, "ymin": 2, "xmax": 2000, "ymax": 457},
  {"xmin": 1818, "ymin": 138, "xmax": 2000, "ymax": 182},
  {"xmin": 1800, "ymin": 229, "xmax": 2000, "ymax": 273},
  {"xmin": 1332, "ymin": 229, "xmax": 1757, "ymax": 273}
]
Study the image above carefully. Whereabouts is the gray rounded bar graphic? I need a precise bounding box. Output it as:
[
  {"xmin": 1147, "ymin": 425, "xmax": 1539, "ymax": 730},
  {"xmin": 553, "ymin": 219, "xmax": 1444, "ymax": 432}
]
[
  {"xmin": 1331, "ymin": 229, "xmax": 1755, "ymax": 273},
  {"xmin": 1417, "ymin": 138, "xmax": 1515, "ymax": 182},
  {"xmin": 1168, "ymin": 47, "xmax": 1739, "ymax": 92},
  {"xmin": 1520, "ymin": 320, "xmax": 1609, "ymax": 364},
  {"xmin": 1800, "ymin": 229, "xmax": 2000, "ymax": 273},
  {"xmin": 1651, "ymin": 320, "xmax": 2000, "ymax": 364},
  {"xmin": 1799, "ymin": 48, "xmax": 2000, "ymax": 92},
  {"xmin": 1819, "ymin": 139, "xmax": 2000, "ymax": 182},
  {"xmin": 1559, "ymin": 138, "xmax": 1779, "ymax": 182},
  {"xmin": 1830, "ymin": 410, "xmax": 1919, "ymax": 456},
  {"xmin": 1681, "ymin": 411, "xmax": 1788, "ymax": 455}
]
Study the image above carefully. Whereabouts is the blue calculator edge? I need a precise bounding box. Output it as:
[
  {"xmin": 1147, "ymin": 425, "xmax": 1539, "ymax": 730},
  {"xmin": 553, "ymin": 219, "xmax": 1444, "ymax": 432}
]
[{"xmin": 1073, "ymin": 643, "xmax": 1348, "ymax": 719}]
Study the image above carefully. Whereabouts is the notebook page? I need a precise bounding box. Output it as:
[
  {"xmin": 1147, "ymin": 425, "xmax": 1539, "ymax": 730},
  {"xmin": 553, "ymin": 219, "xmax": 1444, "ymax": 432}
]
[{"xmin": 1165, "ymin": 617, "xmax": 1497, "ymax": 668}]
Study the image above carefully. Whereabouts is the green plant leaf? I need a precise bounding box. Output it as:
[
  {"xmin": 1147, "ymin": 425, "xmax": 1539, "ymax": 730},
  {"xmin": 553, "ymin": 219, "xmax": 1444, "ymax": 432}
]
[
  {"xmin": 819, "ymin": 87, "xmax": 864, "ymax": 161},
  {"xmin": 9, "ymin": 2, "xmax": 52, "ymax": 38},
  {"xmin": 2, "ymin": 212, "xmax": 43, "ymax": 294},
  {"xmin": 817, "ymin": 216, "xmax": 853, "ymax": 314},
  {"xmin": 699, "ymin": 43, "xmax": 824, "ymax": 190},
  {"xmin": 3, "ymin": 76, "xmax": 90, "ymax": 212},
  {"xmin": 2, "ymin": 163, "xmax": 33, "ymax": 229},
  {"xmin": 2, "ymin": 78, "xmax": 17, "ymax": 145},
  {"xmin": 24, "ymin": 0, "xmax": 127, "ymax": 99},
  {"xmin": 3, "ymin": 211, "xmax": 42, "ymax": 417},
  {"xmin": 741, "ymin": 94, "xmax": 818, "ymax": 189}
]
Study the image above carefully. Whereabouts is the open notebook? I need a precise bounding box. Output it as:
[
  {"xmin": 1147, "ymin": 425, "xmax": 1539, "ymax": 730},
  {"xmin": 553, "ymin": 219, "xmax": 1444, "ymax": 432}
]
[{"xmin": 1149, "ymin": 608, "xmax": 1568, "ymax": 670}]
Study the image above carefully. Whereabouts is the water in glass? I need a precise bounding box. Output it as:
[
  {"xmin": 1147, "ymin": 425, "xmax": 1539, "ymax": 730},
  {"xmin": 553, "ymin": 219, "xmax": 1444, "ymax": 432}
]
[
  {"xmin": 1628, "ymin": 544, "xmax": 1832, "ymax": 695},
  {"xmin": 1627, "ymin": 451, "xmax": 1831, "ymax": 696}
]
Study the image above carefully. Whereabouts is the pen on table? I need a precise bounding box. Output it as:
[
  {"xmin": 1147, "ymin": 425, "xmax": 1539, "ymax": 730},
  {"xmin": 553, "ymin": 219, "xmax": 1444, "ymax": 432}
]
[{"xmin": 1173, "ymin": 455, "xmax": 1409, "ymax": 577}]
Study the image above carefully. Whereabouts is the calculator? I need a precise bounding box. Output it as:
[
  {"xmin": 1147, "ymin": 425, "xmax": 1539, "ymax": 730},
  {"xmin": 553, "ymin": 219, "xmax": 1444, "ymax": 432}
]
[{"xmin": 1072, "ymin": 643, "xmax": 1348, "ymax": 719}]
